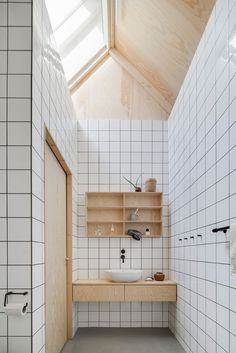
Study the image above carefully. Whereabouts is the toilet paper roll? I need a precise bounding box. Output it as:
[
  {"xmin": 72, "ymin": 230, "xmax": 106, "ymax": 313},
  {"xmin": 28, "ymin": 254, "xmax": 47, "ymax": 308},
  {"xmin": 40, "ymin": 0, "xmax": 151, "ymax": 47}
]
[{"xmin": 4, "ymin": 302, "xmax": 28, "ymax": 316}]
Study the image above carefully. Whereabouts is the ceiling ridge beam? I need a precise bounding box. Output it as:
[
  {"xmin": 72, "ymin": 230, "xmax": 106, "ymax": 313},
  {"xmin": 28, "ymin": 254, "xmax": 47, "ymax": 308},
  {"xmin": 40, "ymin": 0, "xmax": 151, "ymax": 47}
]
[
  {"xmin": 102, "ymin": 0, "xmax": 115, "ymax": 50},
  {"xmin": 109, "ymin": 48, "xmax": 171, "ymax": 115}
]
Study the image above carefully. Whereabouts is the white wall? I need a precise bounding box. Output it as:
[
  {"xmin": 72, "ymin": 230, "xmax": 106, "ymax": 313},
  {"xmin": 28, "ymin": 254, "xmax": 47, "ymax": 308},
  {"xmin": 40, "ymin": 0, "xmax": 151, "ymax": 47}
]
[
  {"xmin": 168, "ymin": 0, "xmax": 236, "ymax": 352},
  {"xmin": 76, "ymin": 119, "xmax": 169, "ymax": 327},
  {"xmin": 32, "ymin": 0, "xmax": 78, "ymax": 351},
  {"xmin": 0, "ymin": 1, "xmax": 33, "ymax": 352},
  {"xmin": 0, "ymin": 1, "xmax": 78, "ymax": 352}
]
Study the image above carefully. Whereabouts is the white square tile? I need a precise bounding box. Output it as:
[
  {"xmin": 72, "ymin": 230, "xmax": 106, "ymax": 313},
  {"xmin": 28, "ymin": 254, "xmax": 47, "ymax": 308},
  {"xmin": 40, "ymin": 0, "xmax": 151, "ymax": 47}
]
[
  {"xmin": 0, "ymin": 52, "xmax": 7, "ymax": 74},
  {"xmin": 0, "ymin": 3, "xmax": 7, "ymax": 26},
  {"xmin": 0, "ymin": 218, "xmax": 6, "ymax": 241},
  {"xmin": 132, "ymin": 130, "xmax": 141, "ymax": 141},
  {"xmin": 8, "ymin": 75, "xmax": 31, "ymax": 98},
  {"xmin": 8, "ymin": 170, "xmax": 31, "ymax": 193},
  {"xmin": 0, "ymin": 241, "xmax": 6, "ymax": 265},
  {"xmin": 217, "ymin": 304, "xmax": 229, "ymax": 330},
  {"xmin": 8, "ymin": 242, "xmax": 31, "ymax": 265},
  {"xmin": 217, "ymin": 324, "xmax": 229, "ymax": 352},
  {"xmin": 8, "ymin": 218, "xmax": 31, "ymax": 241},
  {"xmin": 131, "ymin": 141, "xmax": 141, "ymax": 152},
  {"xmin": 121, "ymin": 131, "xmax": 130, "ymax": 141},
  {"xmin": 32, "ymin": 264, "xmax": 44, "ymax": 288},
  {"xmin": 8, "ymin": 27, "xmax": 31, "ymax": 50},
  {"xmin": 0, "ymin": 194, "xmax": 6, "ymax": 217},
  {"xmin": 8, "ymin": 51, "xmax": 31, "ymax": 74},
  {"xmin": 8, "ymin": 265, "xmax": 31, "ymax": 288},
  {"xmin": 8, "ymin": 122, "xmax": 31, "ymax": 145},
  {"xmin": 8, "ymin": 337, "xmax": 31, "ymax": 353},
  {"xmin": 230, "ymin": 311, "xmax": 236, "ymax": 336},
  {"xmin": 217, "ymin": 283, "xmax": 229, "ymax": 307},
  {"xmin": 110, "ymin": 141, "xmax": 120, "ymax": 152},
  {"xmin": 0, "ymin": 99, "xmax": 6, "ymax": 121},
  {"xmin": 8, "ymin": 99, "xmax": 31, "ymax": 121},
  {"xmin": 8, "ymin": 3, "xmax": 32, "ymax": 26},
  {"xmin": 0, "ymin": 28, "xmax": 7, "ymax": 50},
  {"xmin": 0, "ymin": 76, "xmax": 6, "ymax": 98},
  {"xmin": 153, "ymin": 120, "xmax": 163, "ymax": 130},
  {"xmin": 0, "ymin": 265, "xmax": 6, "ymax": 288},
  {"xmin": 0, "ymin": 170, "xmax": 6, "ymax": 193},
  {"xmin": 8, "ymin": 194, "xmax": 31, "ymax": 217},
  {"xmin": 0, "ymin": 313, "xmax": 7, "ymax": 336},
  {"xmin": 110, "ymin": 130, "xmax": 120, "ymax": 142},
  {"xmin": 8, "ymin": 146, "xmax": 31, "ymax": 169}
]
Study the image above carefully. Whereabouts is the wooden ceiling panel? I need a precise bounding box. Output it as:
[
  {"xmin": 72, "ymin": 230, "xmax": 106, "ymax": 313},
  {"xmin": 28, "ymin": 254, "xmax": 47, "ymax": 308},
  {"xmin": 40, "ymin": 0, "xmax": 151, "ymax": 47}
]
[{"xmin": 115, "ymin": 0, "xmax": 215, "ymax": 107}]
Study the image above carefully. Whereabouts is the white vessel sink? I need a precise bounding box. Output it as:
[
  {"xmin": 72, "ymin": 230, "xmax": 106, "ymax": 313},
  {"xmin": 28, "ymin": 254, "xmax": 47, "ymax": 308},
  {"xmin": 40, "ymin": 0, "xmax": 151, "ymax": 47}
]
[{"xmin": 105, "ymin": 269, "xmax": 142, "ymax": 282}]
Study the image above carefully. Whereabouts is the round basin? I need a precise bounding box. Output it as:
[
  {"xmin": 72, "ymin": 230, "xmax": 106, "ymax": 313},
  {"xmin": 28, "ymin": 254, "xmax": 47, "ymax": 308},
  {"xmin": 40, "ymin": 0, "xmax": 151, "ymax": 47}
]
[{"xmin": 105, "ymin": 269, "xmax": 142, "ymax": 282}]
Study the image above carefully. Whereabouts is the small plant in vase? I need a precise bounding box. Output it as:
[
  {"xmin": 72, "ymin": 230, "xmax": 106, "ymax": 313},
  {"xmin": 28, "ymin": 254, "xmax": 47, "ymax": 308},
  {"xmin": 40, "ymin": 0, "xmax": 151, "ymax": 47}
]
[{"xmin": 123, "ymin": 175, "xmax": 142, "ymax": 192}]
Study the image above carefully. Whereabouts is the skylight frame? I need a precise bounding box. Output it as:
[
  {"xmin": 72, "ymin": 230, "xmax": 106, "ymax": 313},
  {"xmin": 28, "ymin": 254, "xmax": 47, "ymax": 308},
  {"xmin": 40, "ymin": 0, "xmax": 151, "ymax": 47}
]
[
  {"xmin": 68, "ymin": 0, "xmax": 115, "ymax": 88},
  {"xmin": 45, "ymin": 0, "xmax": 115, "ymax": 88}
]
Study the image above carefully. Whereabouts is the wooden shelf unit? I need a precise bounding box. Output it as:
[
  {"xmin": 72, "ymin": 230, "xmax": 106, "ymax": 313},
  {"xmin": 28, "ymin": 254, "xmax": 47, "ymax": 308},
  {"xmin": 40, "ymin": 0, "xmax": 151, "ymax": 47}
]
[{"xmin": 85, "ymin": 192, "xmax": 163, "ymax": 237}]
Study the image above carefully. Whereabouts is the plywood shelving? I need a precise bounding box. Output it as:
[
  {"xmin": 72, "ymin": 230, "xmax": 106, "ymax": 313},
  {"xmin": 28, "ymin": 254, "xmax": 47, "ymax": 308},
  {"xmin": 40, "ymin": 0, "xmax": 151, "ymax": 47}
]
[{"xmin": 85, "ymin": 192, "xmax": 163, "ymax": 237}]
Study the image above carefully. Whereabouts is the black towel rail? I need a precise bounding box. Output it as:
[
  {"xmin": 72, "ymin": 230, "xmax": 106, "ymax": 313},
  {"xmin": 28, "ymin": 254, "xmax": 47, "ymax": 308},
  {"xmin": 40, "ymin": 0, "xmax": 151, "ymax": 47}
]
[{"xmin": 212, "ymin": 226, "xmax": 230, "ymax": 234}]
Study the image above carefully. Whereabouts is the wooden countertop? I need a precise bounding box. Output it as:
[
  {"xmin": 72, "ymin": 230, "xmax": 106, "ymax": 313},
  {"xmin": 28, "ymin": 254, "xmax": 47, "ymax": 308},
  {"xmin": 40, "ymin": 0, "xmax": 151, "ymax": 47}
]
[{"xmin": 73, "ymin": 279, "xmax": 176, "ymax": 286}]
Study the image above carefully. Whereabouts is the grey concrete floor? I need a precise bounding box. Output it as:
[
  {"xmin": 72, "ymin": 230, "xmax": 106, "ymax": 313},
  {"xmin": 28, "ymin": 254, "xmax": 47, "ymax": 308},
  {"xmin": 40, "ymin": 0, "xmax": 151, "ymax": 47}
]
[{"xmin": 61, "ymin": 328, "xmax": 185, "ymax": 353}]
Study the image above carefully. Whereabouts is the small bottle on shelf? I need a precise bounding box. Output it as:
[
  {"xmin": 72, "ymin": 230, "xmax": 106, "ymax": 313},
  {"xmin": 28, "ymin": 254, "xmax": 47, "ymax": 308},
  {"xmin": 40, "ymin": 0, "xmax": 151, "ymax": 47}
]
[
  {"xmin": 145, "ymin": 228, "xmax": 150, "ymax": 236},
  {"xmin": 110, "ymin": 224, "xmax": 115, "ymax": 235}
]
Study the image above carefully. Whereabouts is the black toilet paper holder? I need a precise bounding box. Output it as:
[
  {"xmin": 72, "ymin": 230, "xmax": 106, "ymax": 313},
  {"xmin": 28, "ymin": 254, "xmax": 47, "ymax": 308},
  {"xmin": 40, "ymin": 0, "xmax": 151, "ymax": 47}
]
[{"xmin": 4, "ymin": 291, "xmax": 28, "ymax": 308}]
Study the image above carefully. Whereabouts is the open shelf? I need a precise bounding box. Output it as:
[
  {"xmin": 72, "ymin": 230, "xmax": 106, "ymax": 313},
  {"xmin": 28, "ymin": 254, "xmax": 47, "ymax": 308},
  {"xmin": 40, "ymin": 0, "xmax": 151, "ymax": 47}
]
[
  {"xmin": 87, "ymin": 222, "xmax": 123, "ymax": 237},
  {"xmin": 124, "ymin": 192, "xmax": 162, "ymax": 208},
  {"xmin": 87, "ymin": 206, "xmax": 123, "ymax": 210},
  {"xmin": 86, "ymin": 192, "xmax": 123, "ymax": 207},
  {"xmin": 85, "ymin": 192, "xmax": 163, "ymax": 237},
  {"xmin": 125, "ymin": 221, "xmax": 162, "ymax": 223},
  {"xmin": 125, "ymin": 222, "xmax": 162, "ymax": 237},
  {"xmin": 87, "ymin": 221, "xmax": 123, "ymax": 224}
]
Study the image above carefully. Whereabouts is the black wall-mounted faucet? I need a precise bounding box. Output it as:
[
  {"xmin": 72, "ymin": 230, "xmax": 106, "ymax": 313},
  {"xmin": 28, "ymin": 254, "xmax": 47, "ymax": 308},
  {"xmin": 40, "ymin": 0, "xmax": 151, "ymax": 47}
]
[{"xmin": 121, "ymin": 248, "xmax": 125, "ymax": 263}]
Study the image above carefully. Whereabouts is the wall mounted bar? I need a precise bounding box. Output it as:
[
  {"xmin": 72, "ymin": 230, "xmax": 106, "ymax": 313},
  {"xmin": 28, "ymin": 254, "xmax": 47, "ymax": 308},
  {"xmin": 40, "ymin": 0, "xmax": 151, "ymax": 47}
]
[{"xmin": 212, "ymin": 226, "xmax": 230, "ymax": 234}]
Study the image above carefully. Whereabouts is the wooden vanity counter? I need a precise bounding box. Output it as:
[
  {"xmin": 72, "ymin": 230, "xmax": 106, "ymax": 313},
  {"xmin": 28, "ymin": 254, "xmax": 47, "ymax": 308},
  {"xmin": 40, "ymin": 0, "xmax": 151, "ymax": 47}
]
[{"xmin": 73, "ymin": 280, "xmax": 177, "ymax": 302}]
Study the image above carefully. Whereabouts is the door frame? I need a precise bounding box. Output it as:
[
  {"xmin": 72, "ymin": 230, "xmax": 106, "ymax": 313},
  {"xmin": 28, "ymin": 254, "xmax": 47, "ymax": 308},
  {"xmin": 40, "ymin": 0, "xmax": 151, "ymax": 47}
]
[{"xmin": 45, "ymin": 127, "xmax": 73, "ymax": 339}]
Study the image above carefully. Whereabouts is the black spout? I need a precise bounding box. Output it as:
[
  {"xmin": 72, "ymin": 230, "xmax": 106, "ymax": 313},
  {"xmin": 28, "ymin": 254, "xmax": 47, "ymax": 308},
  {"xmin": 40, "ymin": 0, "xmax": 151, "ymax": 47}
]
[{"xmin": 121, "ymin": 249, "xmax": 125, "ymax": 263}]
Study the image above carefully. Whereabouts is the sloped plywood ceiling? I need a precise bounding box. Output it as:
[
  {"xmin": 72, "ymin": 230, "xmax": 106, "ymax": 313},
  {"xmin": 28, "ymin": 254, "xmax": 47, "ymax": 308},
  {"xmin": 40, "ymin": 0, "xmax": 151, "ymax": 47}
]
[{"xmin": 115, "ymin": 0, "xmax": 215, "ymax": 108}]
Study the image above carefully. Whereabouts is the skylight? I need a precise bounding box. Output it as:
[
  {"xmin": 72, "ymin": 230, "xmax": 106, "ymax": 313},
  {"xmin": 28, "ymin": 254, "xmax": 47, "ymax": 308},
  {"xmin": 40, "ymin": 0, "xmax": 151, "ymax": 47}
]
[{"xmin": 45, "ymin": 0, "xmax": 106, "ymax": 84}]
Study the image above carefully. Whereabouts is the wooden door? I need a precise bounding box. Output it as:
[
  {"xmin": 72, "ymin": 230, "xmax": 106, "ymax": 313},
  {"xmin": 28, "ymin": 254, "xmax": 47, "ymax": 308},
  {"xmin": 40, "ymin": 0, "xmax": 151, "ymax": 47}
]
[{"xmin": 45, "ymin": 143, "xmax": 67, "ymax": 353}]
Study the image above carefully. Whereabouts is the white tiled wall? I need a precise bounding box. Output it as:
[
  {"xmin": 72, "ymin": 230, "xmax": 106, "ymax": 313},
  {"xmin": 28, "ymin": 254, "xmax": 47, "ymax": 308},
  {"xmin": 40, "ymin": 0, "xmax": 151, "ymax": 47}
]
[
  {"xmin": 2, "ymin": 0, "xmax": 236, "ymax": 350},
  {"xmin": 0, "ymin": 0, "xmax": 78, "ymax": 352},
  {"xmin": 76, "ymin": 120, "xmax": 169, "ymax": 327},
  {"xmin": 32, "ymin": 0, "xmax": 78, "ymax": 351},
  {"xmin": 0, "ymin": 1, "xmax": 33, "ymax": 352},
  {"xmin": 168, "ymin": 0, "xmax": 236, "ymax": 352}
]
